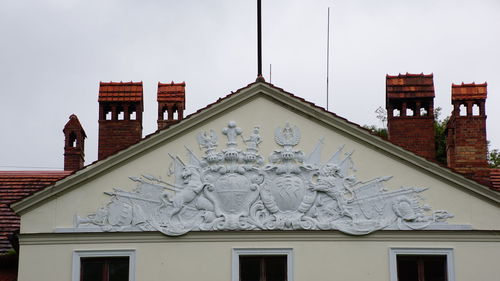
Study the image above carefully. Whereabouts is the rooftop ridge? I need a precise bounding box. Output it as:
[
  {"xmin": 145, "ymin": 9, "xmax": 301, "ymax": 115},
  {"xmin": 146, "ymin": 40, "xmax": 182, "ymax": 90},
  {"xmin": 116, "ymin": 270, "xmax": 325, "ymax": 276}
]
[
  {"xmin": 452, "ymin": 82, "xmax": 488, "ymax": 87},
  {"xmin": 99, "ymin": 81, "xmax": 143, "ymax": 85},
  {"xmin": 158, "ymin": 81, "xmax": 186, "ymax": 86},
  {"xmin": 386, "ymin": 72, "xmax": 434, "ymax": 78}
]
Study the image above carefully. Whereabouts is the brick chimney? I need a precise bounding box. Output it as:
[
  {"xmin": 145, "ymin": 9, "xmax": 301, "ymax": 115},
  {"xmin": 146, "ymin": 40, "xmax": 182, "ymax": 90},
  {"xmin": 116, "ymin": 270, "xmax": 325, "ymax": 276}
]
[
  {"xmin": 157, "ymin": 82, "xmax": 186, "ymax": 130},
  {"xmin": 386, "ymin": 73, "xmax": 436, "ymax": 160},
  {"xmin": 446, "ymin": 82, "xmax": 489, "ymax": 184},
  {"xmin": 63, "ymin": 114, "xmax": 86, "ymax": 171},
  {"xmin": 98, "ymin": 81, "xmax": 143, "ymax": 160}
]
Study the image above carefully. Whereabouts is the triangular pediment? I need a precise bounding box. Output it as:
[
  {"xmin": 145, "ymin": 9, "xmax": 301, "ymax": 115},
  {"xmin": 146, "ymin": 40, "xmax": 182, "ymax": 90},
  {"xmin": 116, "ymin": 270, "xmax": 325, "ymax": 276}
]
[{"xmin": 13, "ymin": 82, "xmax": 500, "ymax": 235}]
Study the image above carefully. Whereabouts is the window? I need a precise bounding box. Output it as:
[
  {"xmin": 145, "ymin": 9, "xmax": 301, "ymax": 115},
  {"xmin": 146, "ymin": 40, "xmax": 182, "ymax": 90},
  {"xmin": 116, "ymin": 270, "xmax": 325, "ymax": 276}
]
[
  {"xmin": 232, "ymin": 248, "xmax": 293, "ymax": 281},
  {"xmin": 81, "ymin": 257, "xmax": 129, "ymax": 281},
  {"xmin": 389, "ymin": 248, "xmax": 454, "ymax": 281},
  {"xmin": 72, "ymin": 250, "xmax": 135, "ymax": 281}
]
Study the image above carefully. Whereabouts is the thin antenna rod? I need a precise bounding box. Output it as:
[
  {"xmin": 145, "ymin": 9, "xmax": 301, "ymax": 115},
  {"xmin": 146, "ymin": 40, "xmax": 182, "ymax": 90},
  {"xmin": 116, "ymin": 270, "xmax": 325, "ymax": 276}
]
[
  {"xmin": 270, "ymin": 64, "xmax": 272, "ymax": 83},
  {"xmin": 256, "ymin": 0, "xmax": 264, "ymax": 82},
  {"xmin": 326, "ymin": 7, "xmax": 330, "ymax": 110}
]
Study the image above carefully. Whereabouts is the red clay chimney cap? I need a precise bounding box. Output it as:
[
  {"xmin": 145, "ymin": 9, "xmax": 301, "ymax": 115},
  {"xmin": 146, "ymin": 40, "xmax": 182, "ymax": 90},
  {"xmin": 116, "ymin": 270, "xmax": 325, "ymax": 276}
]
[
  {"xmin": 451, "ymin": 82, "xmax": 487, "ymax": 101},
  {"xmin": 157, "ymin": 81, "xmax": 186, "ymax": 104},
  {"xmin": 386, "ymin": 73, "xmax": 435, "ymax": 99},
  {"xmin": 98, "ymin": 81, "xmax": 143, "ymax": 102}
]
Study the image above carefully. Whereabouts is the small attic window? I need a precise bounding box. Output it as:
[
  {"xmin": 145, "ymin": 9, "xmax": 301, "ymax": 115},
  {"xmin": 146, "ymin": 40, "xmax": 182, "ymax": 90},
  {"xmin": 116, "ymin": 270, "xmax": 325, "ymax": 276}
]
[
  {"xmin": 105, "ymin": 111, "xmax": 112, "ymax": 120},
  {"xmin": 163, "ymin": 108, "xmax": 168, "ymax": 120},
  {"xmin": 118, "ymin": 111, "xmax": 125, "ymax": 120},
  {"xmin": 393, "ymin": 109, "xmax": 401, "ymax": 117},
  {"xmin": 472, "ymin": 104, "xmax": 480, "ymax": 116},
  {"xmin": 420, "ymin": 107, "xmax": 428, "ymax": 116},
  {"xmin": 129, "ymin": 106, "xmax": 137, "ymax": 120},
  {"xmin": 173, "ymin": 109, "xmax": 178, "ymax": 120},
  {"xmin": 459, "ymin": 104, "xmax": 467, "ymax": 116},
  {"xmin": 406, "ymin": 108, "xmax": 414, "ymax": 117},
  {"xmin": 69, "ymin": 132, "xmax": 77, "ymax": 147}
]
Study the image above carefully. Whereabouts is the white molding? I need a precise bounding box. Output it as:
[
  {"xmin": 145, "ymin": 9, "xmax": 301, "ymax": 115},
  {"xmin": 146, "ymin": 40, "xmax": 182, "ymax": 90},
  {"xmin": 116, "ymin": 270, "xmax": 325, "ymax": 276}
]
[
  {"xmin": 389, "ymin": 248, "xmax": 454, "ymax": 281},
  {"xmin": 232, "ymin": 248, "xmax": 293, "ymax": 281},
  {"xmin": 19, "ymin": 230, "xmax": 500, "ymax": 246},
  {"xmin": 72, "ymin": 249, "xmax": 136, "ymax": 281}
]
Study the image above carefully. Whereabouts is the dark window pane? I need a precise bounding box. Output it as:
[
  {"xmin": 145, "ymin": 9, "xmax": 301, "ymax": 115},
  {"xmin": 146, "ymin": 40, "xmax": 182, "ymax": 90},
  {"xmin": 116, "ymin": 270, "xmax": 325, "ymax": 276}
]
[
  {"xmin": 240, "ymin": 255, "xmax": 287, "ymax": 281},
  {"xmin": 240, "ymin": 256, "xmax": 261, "ymax": 281},
  {"xmin": 423, "ymin": 256, "xmax": 447, "ymax": 281},
  {"xmin": 397, "ymin": 256, "xmax": 419, "ymax": 281},
  {"xmin": 397, "ymin": 254, "xmax": 448, "ymax": 281},
  {"xmin": 81, "ymin": 257, "xmax": 129, "ymax": 281},
  {"xmin": 265, "ymin": 256, "xmax": 287, "ymax": 281},
  {"xmin": 81, "ymin": 258, "xmax": 104, "ymax": 281},
  {"xmin": 108, "ymin": 258, "xmax": 129, "ymax": 281}
]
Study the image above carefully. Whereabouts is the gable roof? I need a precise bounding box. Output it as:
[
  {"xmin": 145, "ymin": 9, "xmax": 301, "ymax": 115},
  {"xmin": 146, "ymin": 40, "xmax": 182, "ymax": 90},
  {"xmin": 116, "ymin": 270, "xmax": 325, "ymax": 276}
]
[
  {"xmin": 11, "ymin": 81, "xmax": 500, "ymax": 216},
  {"xmin": 0, "ymin": 171, "xmax": 70, "ymax": 253}
]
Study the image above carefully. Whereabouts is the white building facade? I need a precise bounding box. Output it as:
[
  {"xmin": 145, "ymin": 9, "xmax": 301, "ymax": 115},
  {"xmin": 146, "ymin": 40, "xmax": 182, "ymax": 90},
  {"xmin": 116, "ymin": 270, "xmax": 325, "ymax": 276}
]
[{"xmin": 13, "ymin": 83, "xmax": 500, "ymax": 281}]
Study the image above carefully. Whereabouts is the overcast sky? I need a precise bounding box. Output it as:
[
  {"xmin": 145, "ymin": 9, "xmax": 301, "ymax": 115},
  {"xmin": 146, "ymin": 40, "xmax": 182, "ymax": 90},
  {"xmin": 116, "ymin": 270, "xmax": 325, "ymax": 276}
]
[{"xmin": 1, "ymin": 0, "xmax": 499, "ymax": 170}]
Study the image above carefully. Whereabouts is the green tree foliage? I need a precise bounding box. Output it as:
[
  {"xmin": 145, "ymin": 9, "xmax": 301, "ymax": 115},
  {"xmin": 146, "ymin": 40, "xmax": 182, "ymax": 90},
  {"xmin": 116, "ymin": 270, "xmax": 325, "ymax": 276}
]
[
  {"xmin": 489, "ymin": 149, "xmax": 500, "ymax": 168},
  {"xmin": 434, "ymin": 107, "xmax": 449, "ymax": 165},
  {"xmin": 363, "ymin": 125, "xmax": 387, "ymax": 139},
  {"xmin": 365, "ymin": 107, "xmax": 499, "ymax": 167}
]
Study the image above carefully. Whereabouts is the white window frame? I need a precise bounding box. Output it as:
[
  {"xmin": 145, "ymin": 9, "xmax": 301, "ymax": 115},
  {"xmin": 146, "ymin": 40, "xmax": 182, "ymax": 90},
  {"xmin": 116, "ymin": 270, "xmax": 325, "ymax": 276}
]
[
  {"xmin": 232, "ymin": 248, "xmax": 293, "ymax": 281},
  {"xmin": 72, "ymin": 250, "xmax": 136, "ymax": 281},
  {"xmin": 389, "ymin": 248, "xmax": 454, "ymax": 281}
]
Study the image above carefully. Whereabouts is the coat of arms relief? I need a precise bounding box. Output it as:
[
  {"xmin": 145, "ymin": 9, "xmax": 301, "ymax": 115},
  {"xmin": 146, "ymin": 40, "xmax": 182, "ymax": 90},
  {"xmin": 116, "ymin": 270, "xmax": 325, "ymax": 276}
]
[{"xmin": 74, "ymin": 121, "xmax": 468, "ymax": 236}]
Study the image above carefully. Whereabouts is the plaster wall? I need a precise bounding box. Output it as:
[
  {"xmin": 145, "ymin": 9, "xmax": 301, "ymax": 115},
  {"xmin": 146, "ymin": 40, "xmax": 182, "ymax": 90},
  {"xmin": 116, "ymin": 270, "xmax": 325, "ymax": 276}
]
[
  {"xmin": 17, "ymin": 234, "xmax": 500, "ymax": 281},
  {"xmin": 20, "ymin": 95, "xmax": 500, "ymax": 233}
]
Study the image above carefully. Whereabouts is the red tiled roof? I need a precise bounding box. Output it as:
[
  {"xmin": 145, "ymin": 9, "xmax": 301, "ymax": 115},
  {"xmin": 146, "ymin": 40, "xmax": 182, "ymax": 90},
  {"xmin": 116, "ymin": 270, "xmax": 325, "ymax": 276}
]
[
  {"xmin": 98, "ymin": 81, "xmax": 143, "ymax": 102},
  {"xmin": 0, "ymin": 171, "xmax": 70, "ymax": 253},
  {"xmin": 386, "ymin": 73, "xmax": 435, "ymax": 98},
  {"xmin": 157, "ymin": 82, "xmax": 186, "ymax": 104},
  {"xmin": 491, "ymin": 169, "xmax": 500, "ymax": 191},
  {"xmin": 451, "ymin": 82, "xmax": 487, "ymax": 101}
]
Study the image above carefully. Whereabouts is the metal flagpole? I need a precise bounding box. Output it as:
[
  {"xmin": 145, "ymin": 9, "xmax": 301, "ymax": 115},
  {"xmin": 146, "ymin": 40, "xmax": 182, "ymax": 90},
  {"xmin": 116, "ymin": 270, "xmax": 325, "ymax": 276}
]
[
  {"xmin": 326, "ymin": 7, "xmax": 330, "ymax": 110},
  {"xmin": 256, "ymin": 0, "xmax": 265, "ymax": 82}
]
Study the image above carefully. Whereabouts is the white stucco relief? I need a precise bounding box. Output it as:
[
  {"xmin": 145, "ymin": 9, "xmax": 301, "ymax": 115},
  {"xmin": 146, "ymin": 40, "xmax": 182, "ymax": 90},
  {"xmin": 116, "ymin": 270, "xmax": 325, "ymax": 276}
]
[{"xmin": 71, "ymin": 121, "xmax": 470, "ymax": 236}]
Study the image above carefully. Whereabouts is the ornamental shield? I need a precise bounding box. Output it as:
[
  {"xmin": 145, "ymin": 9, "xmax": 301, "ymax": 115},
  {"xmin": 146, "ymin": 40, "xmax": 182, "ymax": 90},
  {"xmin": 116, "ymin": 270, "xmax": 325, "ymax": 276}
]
[
  {"xmin": 270, "ymin": 175, "xmax": 306, "ymax": 211},
  {"xmin": 210, "ymin": 173, "xmax": 257, "ymax": 216}
]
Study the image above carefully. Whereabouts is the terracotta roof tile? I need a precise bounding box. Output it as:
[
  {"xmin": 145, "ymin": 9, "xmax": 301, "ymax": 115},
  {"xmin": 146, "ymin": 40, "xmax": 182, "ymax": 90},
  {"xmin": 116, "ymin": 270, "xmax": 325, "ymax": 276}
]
[
  {"xmin": 98, "ymin": 81, "xmax": 143, "ymax": 102},
  {"xmin": 386, "ymin": 73, "xmax": 435, "ymax": 98},
  {"xmin": 451, "ymin": 82, "xmax": 487, "ymax": 101},
  {"xmin": 157, "ymin": 82, "xmax": 186, "ymax": 104},
  {"xmin": 0, "ymin": 171, "xmax": 70, "ymax": 253}
]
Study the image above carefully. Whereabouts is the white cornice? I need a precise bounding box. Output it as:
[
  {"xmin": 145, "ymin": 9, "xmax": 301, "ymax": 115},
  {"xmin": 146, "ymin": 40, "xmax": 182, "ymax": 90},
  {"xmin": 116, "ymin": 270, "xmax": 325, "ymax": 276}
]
[{"xmin": 19, "ymin": 230, "xmax": 500, "ymax": 245}]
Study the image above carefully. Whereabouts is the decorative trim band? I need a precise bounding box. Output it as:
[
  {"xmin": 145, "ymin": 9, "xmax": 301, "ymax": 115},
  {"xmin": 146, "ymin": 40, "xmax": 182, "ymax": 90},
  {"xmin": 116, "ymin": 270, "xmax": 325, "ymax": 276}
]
[{"xmin": 19, "ymin": 230, "xmax": 500, "ymax": 245}]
